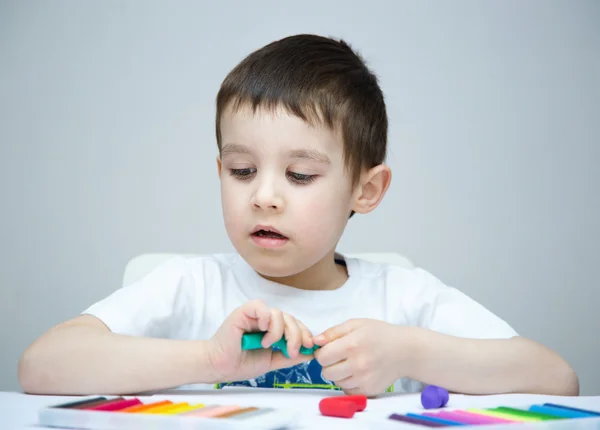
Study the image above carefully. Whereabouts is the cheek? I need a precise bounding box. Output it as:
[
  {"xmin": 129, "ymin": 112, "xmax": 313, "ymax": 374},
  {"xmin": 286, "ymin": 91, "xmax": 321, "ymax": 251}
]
[
  {"xmin": 221, "ymin": 182, "xmax": 246, "ymax": 227},
  {"xmin": 293, "ymin": 182, "xmax": 352, "ymax": 236}
]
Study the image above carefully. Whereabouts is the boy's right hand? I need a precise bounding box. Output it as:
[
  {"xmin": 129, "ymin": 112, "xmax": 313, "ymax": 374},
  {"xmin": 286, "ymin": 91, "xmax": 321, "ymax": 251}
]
[{"xmin": 207, "ymin": 300, "xmax": 314, "ymax": 383}]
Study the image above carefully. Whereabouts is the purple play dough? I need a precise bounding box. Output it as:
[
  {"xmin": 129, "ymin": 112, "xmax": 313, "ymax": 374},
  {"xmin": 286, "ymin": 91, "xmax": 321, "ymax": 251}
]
[{"xmin": 421, "ymin": 385, "xmax": 449, "ymax": 409}]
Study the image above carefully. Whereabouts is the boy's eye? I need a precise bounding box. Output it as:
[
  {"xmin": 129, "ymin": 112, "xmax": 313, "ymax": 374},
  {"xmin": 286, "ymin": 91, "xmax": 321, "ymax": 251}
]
[
  {"xmin": 287, "ymin": 171, "xmax": 317, "ymax": 184},
  {"xmin": 229, "ymin": 168, "xmax": 256, "ymax": 180}
]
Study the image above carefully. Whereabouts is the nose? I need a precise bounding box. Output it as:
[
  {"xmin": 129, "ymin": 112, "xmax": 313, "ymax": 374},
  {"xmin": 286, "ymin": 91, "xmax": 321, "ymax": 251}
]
[{"xmin": 251, "ymin": 174, "xmax": 284, "ymax": 212}]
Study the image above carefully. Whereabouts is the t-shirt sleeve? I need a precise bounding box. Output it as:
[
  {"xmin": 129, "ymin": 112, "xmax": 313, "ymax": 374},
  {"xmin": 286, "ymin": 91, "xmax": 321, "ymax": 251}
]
[
  {"xmin": 401, "ymin": 268, "xmax": 518, "ymax": 339},
  {"xmin": 82, "ymin": 256, "xmax": 200, "ymax": 339}
]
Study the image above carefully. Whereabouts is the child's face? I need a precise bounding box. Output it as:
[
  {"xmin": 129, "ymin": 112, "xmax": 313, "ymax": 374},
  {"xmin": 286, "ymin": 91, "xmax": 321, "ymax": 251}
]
[{"xmin": 218, "ymin": 104, "xmax": 356, "ymax": 278}]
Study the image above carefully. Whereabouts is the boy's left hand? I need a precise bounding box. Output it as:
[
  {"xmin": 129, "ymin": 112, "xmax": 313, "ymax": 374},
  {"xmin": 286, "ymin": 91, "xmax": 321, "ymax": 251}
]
[{"xmin": 313, "ymin": 319, "xmax": 415, "ymax": 397}]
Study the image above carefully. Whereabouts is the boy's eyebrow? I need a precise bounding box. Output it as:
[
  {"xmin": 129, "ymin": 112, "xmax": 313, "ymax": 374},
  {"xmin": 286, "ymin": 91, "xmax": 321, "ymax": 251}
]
[
  {"xmin": 289, "ymin": 149, "xmax": 330, "ymax": 164},
  {"xmin": 221, "ymin": 143, "xmax": 251, "ymax": 156},
  {"xmin": 221, "ymin": 144, "xmax": 330, "ymax": 164}
]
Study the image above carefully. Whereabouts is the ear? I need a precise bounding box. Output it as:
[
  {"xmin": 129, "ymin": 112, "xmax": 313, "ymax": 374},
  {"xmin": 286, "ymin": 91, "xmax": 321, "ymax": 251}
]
[
  {"xmin": 216, "ymin": 156, "xmax": 222, "ymax": 178},
  {"xmin": 351, "ymin": 164, "xmax": 392, "ymax": 215}
]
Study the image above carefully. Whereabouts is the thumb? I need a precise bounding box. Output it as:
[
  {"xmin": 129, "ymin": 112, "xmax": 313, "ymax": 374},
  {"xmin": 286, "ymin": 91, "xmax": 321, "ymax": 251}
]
[
  {"xmin": 313, "ymin": 319, "xmax": 361, "ymax": 346},
  {"xmin": 269, "ymin": 351, "xmax": 313, "ymax": 372}
]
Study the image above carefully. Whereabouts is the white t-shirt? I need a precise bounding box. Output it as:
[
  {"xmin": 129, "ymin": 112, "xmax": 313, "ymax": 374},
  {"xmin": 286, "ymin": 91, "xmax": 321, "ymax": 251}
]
[{"xmin": 83, "ymin": 253, "xmax": 518, "ymax": 393}]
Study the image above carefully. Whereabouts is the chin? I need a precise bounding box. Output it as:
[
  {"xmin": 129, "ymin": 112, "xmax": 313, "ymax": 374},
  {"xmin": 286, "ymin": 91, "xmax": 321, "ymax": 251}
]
[
  {"xmin": 250, "ymin": 256, "xmax": 301, "ymax": 278},
  {"xmin": 241, "ymin": 250, "xmax": 307, "ymax": 278}
]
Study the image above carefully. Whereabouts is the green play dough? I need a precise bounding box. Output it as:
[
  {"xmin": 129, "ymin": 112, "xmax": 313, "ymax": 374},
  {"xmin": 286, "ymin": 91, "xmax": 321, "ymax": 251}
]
[{"xmin": 241, "ymin": 332, "xmax": 319, "ymax": 358}]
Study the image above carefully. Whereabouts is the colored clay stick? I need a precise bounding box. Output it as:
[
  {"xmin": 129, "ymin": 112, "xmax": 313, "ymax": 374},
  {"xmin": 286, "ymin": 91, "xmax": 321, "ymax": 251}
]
[
  {"xmin": 71, "ymin": 398, "xmax": 116, "ymax": 409},
  {"xmin": 277, "ymin": 340, "xmax": 319, "ymax": 357},
  {"xmin": 37, "ymin": 399, "xmax": 297, "ymax": 430},
  {"xmin": 52, "ymin": 397, "xmax": 107, "ymax": 409},
  {"xmin": 242, "ymin": 332, "xmax": 319, "ymax": 358},
  {"xmin": 421, "ymin": 385, "xmax": 449, "ymax": 409},
  {"xmin": 425, "ymin": 410, "xmax": 509, "ymax": 425},
  {"xmin": 184, "ymin": 405, "xmax": 242, "ymax": 417},
  {"xmin": 80, "ymin": 397, "xmax": 124, "ymax": 410},
  {"xmin": 443, "ymin": 410, "xmax": 518, "ymax": 424},
  {"xmin": 543, "ymin": 403, "xmax": 600, "ymax": 416},
  {"xmin": 406, "ymin": 413, "xmax": 465, "ymax": 426},
  {"xmin": 389, "ymin": 413, "xmax": 446, "ymax": 427},
  {"xmin": 319, "ymin": 397, "xmax": 357, "ymax": 418},
  {"xmin": 229, "ymin": 407, "xmax": 275, "ymax": 420},
  {"xmin": 530, "ymin": 404, "xmax": 598, "ymax": 419},
  {"xmin": 467, "ymin": 408, "xmax": 539, "ymax": 422},
  {"xmin": 272, "ymin": 338, "xmax": 289, "ymax": 356},
  {"xmin": 89, "ymin": 398, "xmax": 141, "ymax": 411},
  {"xmin": 120, "ymin": 400, "xmax": 173, "ymax": 412},
  {"xmin": 300, "ymin": 345, "xmax": 319, "ymax": 354},
  {"xmin": 144, "ymin": 402, "xmax": 189, "ymax": 414},
  {"xmin": 161, "ymin": 403, "xmax": 205, "ymax": 415},
  {"xmin": 271, "ymin": 337, "xmax": 319, "ymax": 357},
  {"xmin": 241, "ymin": 332, "xmax": 265, "ymax": 350},
  {"xmin": 494, "ymin": 406, "xmax": 562, "ymax": 420},
  {"xmin": 178, "ymin": 404, "xmax": 219, "ymax": 415},
  {"xmin": 217, "ymin": 407, "xmax": 260, "ymax": 418}
]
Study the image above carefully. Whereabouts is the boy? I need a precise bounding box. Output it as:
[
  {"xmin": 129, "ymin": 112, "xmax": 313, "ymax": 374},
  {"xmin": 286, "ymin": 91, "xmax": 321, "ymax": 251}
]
[{"xmin": 18, "ymin": 34, "xmax": 578, "ymax": 397}]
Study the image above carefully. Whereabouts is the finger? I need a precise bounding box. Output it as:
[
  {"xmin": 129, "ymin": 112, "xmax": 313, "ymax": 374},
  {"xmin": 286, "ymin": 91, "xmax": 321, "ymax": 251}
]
[
  {"xmin": 296, "ymin": 320, "xmax": 314, "ymax": 349},
  {"xmin": 282, "ymin": 313, "xmax": 301, "ymax": 358},
  {"xmin": 269, "ymin": 350, "xmax": 313, "ymax": 372},
  {"xmin": 262, "ymin": 308, "xmax": 284, "ymax": 347},
  {"xmin": 236, "ymin": 300, "xmax": 271, "ymax": 332},
  {"xmin": 336, "ymin": 376, "xmax": 360, "ymax": 391},
  {"xmin": 313, "ymin": 319, "xmax": 360, "ymax": 346},
  {"xmin": 342, "ymin": 387, "xmax": 365, "ymax": 396},
  {"xmin": 343, "ymin": 386, "xmax": 380, "ymax": 398},
  {"xmin": 314, "ymin": 336, "xmax": 353, "ymax": 367},
  {"xmin": 321, "ymin": 360, "xmax": 352, "ymax": 382}
]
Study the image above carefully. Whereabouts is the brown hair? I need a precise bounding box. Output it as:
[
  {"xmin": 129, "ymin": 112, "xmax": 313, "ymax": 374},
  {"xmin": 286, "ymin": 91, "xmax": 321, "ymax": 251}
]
[{"xmin": 215, "ymin": 34, "xmax": 388, "ymax": 187}]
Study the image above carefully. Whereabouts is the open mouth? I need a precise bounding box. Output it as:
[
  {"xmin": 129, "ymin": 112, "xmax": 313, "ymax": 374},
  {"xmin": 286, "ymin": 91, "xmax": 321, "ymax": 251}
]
[{"xmin": 252, "ymin": 229, "xmax": 288, "ymax": 240}]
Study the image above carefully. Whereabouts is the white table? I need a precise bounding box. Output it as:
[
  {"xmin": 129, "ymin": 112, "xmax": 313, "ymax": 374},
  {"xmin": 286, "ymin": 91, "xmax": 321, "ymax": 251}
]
[{"xmin": 3, "ymin": 388, "xmax": 600, "ymax": 429}]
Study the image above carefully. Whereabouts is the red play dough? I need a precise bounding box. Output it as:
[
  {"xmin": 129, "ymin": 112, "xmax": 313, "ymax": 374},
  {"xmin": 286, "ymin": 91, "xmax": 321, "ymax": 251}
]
[
  {"xmin": 319, "ymin": 395, "xmax": 368, "ymax": 418},
  {"xmin": 319, "ymin": 397, "xmax": 357, "ymax": 418}
]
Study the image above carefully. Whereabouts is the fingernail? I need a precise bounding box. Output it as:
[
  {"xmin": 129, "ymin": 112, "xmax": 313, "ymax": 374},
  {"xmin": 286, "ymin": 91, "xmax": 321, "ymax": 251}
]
[{"xmin": 314, "ymin": 335, "xmax": 325, "ymax": 344}]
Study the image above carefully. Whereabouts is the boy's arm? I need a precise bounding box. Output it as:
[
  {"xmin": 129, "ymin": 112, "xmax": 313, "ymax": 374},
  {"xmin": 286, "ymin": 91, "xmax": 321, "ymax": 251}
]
[
  {"xmin": 18, "ymin": 256, "xmax": 218, "ymax": 395},
  {"xmin": 407, "ymin": 328, "xmax": 579, "ymax": 395},
  {"xmin": 19, "ymin": 301, "xmax": 314, "ymax": 396},
  {"xmin": 314, "ymin": 269, "xmax": 578, "ymax": 397},
  {"xmin": 399, "ymin": 268, "xmax": 578, "ymax": 395},
  {"xmin": 313, "ymin": 320, "xmax": 578, "ymax": 397},
  {"xmin": 18, "ymin": 314, "xmax": 218, "ymax": 395}
]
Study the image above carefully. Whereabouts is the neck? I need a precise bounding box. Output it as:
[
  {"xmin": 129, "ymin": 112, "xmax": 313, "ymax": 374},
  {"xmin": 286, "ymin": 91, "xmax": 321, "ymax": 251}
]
[{"xmin": 260, "ymin": 250, "xmax": 348, "ymax": 291}]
